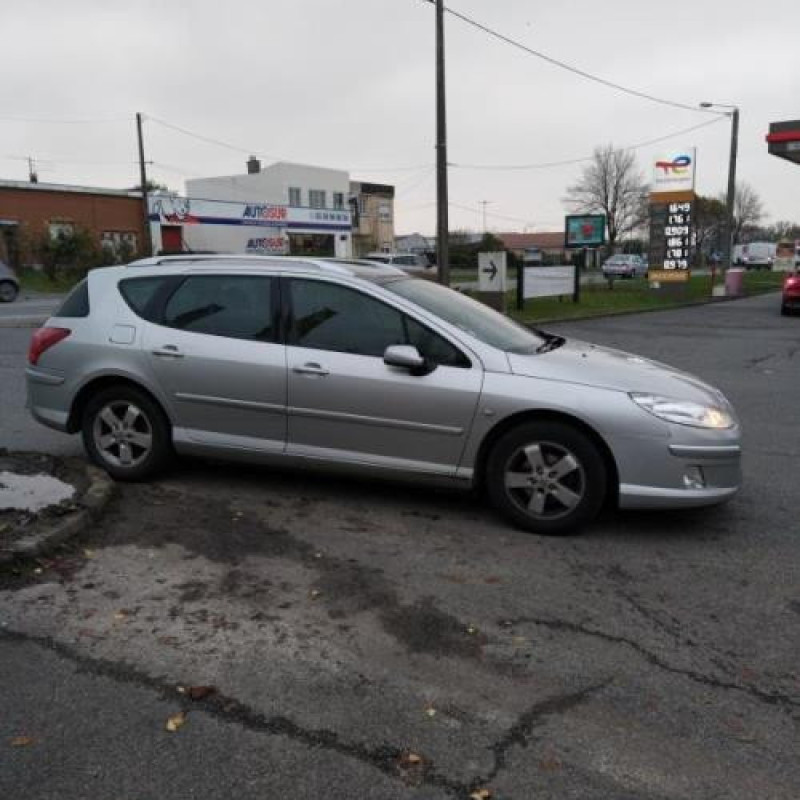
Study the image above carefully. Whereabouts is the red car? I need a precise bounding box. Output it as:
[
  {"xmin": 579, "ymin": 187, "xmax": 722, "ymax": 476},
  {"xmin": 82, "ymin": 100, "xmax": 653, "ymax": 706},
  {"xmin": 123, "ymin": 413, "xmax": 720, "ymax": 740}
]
[{"xmin": 782, "ymin": 271, "xmax": 800, "ymax": 315}]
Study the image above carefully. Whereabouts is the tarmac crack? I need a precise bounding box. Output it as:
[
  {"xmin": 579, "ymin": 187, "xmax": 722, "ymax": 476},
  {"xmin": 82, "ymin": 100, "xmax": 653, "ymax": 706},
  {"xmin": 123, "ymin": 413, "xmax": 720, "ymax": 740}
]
[
  {"xmin": 479, "ymin": 681, "xmax": 609, "ymax": 785},
  {"xmin": 500, "ymin": 615, "xmax": 800, "ymax": 711},
  {"xmin": 0, "ymin": 627, "xmax": 476, "ymax": 798}
]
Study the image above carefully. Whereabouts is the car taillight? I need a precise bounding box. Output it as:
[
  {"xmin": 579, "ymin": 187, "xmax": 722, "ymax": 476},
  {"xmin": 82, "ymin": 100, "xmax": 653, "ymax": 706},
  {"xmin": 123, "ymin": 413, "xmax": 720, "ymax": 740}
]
[
  {"xmin": 28, "ymin": 327, "xmax": 71, "ymax": 365},
  {"xmin": 785, "ymin": 277, "xmax": 800, "ymax": 289}
]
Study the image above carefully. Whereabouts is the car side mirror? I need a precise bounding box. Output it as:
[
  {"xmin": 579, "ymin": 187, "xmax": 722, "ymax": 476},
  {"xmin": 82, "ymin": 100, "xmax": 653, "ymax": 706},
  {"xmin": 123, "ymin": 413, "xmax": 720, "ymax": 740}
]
[{"xmin": 383, "ymin": 345, "xmax": 434, "ymax": 375}]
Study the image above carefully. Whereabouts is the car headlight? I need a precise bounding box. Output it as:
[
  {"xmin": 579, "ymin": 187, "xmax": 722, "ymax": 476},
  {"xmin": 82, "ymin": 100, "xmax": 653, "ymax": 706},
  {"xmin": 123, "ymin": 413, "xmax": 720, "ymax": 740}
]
[{"xmin": 629, "ymin": 393, "xmax": 734, "ymax": 429}]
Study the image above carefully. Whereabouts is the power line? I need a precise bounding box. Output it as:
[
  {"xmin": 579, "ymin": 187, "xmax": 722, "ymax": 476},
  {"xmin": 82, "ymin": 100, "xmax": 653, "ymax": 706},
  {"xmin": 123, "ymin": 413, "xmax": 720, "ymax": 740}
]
[
  {"xmin": 422, "ymin": 1, "xmax": 724, "ymax": 116},
  {"xmin": 451, "ymin": 116, "xmax": 726, "ymax": 171},
  {"xmin": 148, "ymin": 114, "xmax": 431, "ymax": 174},
  {"xmin": 0, "ymin": 114, "xmax": 128, "ymax": 124}
]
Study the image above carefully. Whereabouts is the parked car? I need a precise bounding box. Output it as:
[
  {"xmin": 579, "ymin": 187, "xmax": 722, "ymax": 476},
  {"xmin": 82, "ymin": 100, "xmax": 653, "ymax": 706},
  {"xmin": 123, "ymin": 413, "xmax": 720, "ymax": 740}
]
[
  {"xmin": 781, "ymin": 270, "xmax": 800, "ymax": 315},
  {"xmin": 26, "ymin": 255, "xmax": 741, "ymax": 535},
  {"xmin": 0, "ymin": 261, "xmax": 20, "ymax": 302},
  {"xmin": 364, "ymin": 252, "xmax": 431, "ymax": 271},
  {"xmin": 602, "ymin": 254, "xmax": 648, "ymax": 279}
]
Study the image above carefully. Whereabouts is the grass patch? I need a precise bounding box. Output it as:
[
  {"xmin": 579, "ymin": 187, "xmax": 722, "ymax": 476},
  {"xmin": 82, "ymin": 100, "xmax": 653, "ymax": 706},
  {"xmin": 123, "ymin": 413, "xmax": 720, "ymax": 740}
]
[
  {"xmin": 508, "ymin": 271, "xmax": 785, "ymax": 324},
  {"xmin": 18, "ymin": 268, "xmax": 84, "ymax": 294}
]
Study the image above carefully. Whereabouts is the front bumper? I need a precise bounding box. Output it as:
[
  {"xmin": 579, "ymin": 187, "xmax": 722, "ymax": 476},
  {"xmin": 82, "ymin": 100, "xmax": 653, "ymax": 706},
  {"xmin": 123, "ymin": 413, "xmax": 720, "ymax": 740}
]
[{"xmin": 617, "ymin": 440, "xmax": 741, "ymax": 510}]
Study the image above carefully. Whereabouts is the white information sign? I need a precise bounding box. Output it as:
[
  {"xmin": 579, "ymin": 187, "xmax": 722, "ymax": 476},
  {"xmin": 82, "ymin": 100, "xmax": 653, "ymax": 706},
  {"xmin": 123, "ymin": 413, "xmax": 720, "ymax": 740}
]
[
  {"xmin": 478, "ymin": 251, "xmax": 508, "ymax": 293},
  {"xmin": 523, "ymin": 265, "xmax": 576, "ymax": 299}
]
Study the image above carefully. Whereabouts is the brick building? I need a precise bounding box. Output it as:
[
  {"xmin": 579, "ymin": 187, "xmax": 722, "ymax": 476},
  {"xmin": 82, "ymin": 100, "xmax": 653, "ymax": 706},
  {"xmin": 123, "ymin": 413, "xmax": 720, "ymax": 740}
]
[{"xmin": 0, "ymin": 179, "xmax": 145, "ymax": 267}]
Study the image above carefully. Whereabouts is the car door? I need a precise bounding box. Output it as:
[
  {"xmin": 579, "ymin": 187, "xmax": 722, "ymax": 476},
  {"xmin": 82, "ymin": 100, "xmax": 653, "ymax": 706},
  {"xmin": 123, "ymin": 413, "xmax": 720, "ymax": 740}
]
[
  {"xmin": 141, "ymin": 273, "xmax": 286, "ymax": 453},
  {"xmin": 284, "ymin": 277, "xmax": 483, "ymax": 476}
]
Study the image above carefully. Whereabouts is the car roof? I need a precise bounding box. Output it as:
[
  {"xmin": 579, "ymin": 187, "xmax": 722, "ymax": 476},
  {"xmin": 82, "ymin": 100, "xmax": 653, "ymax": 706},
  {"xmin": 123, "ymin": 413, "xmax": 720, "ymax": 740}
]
[{"xmin": 126, "ymin": 254, "xmax": 407, "ymax": 281}]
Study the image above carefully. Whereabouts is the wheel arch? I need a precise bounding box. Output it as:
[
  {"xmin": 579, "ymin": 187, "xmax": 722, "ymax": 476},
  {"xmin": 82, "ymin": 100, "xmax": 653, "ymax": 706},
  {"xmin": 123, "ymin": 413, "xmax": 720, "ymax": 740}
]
[
  {"xmin": 66, "ymin": 374, "xmax": 173, "ymax": 434},
  {"xmin": 473, "ymin": 409, "xmax": 620, "ymax": 508}
]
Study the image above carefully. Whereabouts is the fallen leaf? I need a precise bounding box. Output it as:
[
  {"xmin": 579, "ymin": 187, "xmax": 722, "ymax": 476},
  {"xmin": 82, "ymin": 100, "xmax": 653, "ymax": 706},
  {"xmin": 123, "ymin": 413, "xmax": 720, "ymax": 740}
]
[
  {"xmin": 165, "ymin": 711, "xmax": 187, "ymax": 732},
  {"xmin": 309, "ymin": 590, "xmax": 321, "ymax": 599},
  {"xmin": 470, "ymin": 789, "xmax": 491, "ymax": 800},
  {"xmin": 466, "ymin": 625, "xmax": 478, "ymax": 635},
  {"xmin": 113, "ymin": 611, "xmax": 127, "ymax": 621},
  {"xmin": 423, "ymin": 706, "xmax": 437, "ymax": 718},
  {"xmin": 10, "ymin": 736, "xmax": 35, "ymax": 747},
  {"xmin": 83, "ymin": 549, "xmax": 95, "ymax": 559},
  {"xmin": 314, "ymin": 552, "xmax": 323, "ymax": 559},
  {"xmin": 400, "ymin": 751, "xmax": 423, "ymax": 767},
  {"xmin": 512, "ymin": 636, "xmax": 527, "ymax": 645},
  {"xmin": 33, "ymin": 568, "xmax": 43, "ymax": 575},
  {"xmin": 187, "ymin": 685, "xmax": 216, "ymax": 701}
]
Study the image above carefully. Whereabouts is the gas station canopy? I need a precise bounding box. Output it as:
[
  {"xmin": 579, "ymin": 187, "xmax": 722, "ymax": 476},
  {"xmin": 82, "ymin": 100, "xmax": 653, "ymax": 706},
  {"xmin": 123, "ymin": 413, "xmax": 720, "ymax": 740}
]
[{"xmin": 766, "ymin": 120, "xmax": 800, "ymax": 166}]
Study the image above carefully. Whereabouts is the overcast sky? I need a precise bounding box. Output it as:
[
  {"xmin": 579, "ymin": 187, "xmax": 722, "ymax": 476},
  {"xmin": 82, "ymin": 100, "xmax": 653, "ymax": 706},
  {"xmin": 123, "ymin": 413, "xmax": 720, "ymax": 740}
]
[{"xmin": 3, "ymin": 0, "xmax": 798, "ymax": 235}]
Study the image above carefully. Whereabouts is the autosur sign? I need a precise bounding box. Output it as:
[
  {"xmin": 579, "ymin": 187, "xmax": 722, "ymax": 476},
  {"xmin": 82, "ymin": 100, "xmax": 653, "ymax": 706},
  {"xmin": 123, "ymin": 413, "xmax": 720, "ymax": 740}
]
[{"xmin": 652, "ymin": 148, "xmax": 696, "ymax": 192}]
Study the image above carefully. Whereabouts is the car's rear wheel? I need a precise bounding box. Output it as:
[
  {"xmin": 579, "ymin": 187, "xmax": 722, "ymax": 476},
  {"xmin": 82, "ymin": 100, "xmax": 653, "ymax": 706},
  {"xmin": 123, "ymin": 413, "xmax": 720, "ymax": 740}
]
[
  {"xmin": 82, "ymin": 385, "xmax": 171, "ymax": 481},
  {"xmin": 0, "ymin": 280, "xmax": 18, "ymax": 303},
  {"xmin": 486, "ymin": 421, "xmax": 607, "ymax": 535}
]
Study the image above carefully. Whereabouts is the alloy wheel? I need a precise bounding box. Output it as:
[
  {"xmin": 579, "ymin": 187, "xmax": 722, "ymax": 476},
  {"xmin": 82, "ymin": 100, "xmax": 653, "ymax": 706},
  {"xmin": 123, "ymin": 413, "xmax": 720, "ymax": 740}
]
[
  {"xmin": 503, "ymin": 440, "xmax": 586, "ymax": 521},
  {"xmin": 92, "ymin": 401, "xmax": 153, "ymax": 468}
]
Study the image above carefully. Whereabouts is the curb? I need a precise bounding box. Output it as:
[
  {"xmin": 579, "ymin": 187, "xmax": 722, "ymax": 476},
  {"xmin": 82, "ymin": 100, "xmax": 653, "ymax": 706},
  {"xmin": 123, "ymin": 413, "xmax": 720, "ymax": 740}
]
[
  {"xmin": 0, "ymin": 461, "xmax": 115, "ymax": 565},
  {"xmin": 517, "ymin": 288, "xmax": 781, "ymax": 326}
]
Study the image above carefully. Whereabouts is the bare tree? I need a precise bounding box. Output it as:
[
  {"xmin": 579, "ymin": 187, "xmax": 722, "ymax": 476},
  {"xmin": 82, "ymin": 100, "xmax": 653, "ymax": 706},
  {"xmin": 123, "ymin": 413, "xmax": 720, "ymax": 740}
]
[
  {"xmin": 720, "ymin": 182, "xmax": 764, "ymax": 244},
  {"xmin": 564, "ymin": 144, "xmax": 649, "ymax": 252},
  {"xmin": 694, "ymin": 194, "xmax": 727, "ymax": 262}
]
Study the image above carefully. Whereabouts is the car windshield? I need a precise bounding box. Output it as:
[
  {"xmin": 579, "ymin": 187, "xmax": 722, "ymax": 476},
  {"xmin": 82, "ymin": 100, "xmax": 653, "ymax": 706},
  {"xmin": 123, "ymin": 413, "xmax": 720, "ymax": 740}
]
[{"xmin": 384, "ymin": 278, "xmax": 546, "ymax": 353}]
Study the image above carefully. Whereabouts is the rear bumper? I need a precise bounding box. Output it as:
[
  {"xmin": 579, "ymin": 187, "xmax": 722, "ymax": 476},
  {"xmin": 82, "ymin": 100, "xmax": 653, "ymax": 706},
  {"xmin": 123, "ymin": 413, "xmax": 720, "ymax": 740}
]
[{"xmin": 26, "ymin": 366, "xmax": 70, "ymax": 432}]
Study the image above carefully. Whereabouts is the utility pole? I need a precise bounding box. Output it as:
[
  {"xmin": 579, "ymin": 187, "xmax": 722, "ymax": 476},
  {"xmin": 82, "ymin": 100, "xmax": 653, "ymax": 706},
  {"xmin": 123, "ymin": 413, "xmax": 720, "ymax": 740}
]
[
  {"xmin": 435, "ymin": 0, "xmax": 449, "ymax": 285},
  {"xmin": 136, "ymin": 112, "xmax": 154, "ymax": 256},
  {"xmin": 27, "ymin": 157, "xmax": 38, "ymax": 183},
  {"xmin": 723, "ymin": 108, "xmax": 739, "ymax": 271},
  {"xmin": 700, "ymin": 102, "xmax": 739, "ymax": 271}
]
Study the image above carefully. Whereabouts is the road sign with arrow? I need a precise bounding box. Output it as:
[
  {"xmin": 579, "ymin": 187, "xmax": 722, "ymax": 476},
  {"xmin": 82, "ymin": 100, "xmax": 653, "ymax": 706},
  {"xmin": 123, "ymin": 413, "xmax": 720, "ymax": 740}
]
[{"xmin": 478, "ymin": 251, "xmax": 508, "ymax": 293}]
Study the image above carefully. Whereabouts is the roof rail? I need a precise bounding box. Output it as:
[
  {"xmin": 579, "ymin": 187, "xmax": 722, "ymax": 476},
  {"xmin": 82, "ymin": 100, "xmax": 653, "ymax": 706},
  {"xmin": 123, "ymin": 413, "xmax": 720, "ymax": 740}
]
[{"xmin": 126, "ymin": 254, "xmax": 351, "ymax": 274}]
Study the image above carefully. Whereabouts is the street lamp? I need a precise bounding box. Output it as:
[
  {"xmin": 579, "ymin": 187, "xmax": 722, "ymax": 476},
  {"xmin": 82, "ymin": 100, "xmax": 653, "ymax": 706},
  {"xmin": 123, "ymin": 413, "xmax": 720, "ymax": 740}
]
[{"xmin": 700, "ymin": 101, "xmax": 739, "ymax": 272}]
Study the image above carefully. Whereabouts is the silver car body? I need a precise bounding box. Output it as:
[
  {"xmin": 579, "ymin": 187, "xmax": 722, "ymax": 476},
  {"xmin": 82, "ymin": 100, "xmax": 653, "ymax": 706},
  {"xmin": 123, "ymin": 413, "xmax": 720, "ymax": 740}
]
[
  {"xmin": 602, "ymin": 255, "xmax": 648, "ymax": 278},
  {"xmin": 27, "ymin": 256, "xmax": 741, "ymax": 510}
]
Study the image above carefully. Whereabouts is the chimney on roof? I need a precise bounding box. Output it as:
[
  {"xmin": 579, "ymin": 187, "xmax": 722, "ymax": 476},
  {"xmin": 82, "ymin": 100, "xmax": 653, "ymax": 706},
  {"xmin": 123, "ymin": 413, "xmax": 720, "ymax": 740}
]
[{"xmin": 247, "ymin": 156, "xmax": 261, "ymax": 174}]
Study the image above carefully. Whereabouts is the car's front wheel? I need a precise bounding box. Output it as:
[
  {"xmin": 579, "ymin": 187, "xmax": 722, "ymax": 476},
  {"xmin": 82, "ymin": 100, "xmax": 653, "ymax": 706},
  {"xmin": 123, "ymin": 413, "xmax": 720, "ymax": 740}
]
[
  {"xmin": 486, "ymin": 421, "xmax": 607, "ymax": 535},
  {"xmin": 82, "ymin": 385, "xmax": 172, "ymax": 481},
  {"xmin": 0, "ymin": 280, "xmax": 18, "ymax": 303}
]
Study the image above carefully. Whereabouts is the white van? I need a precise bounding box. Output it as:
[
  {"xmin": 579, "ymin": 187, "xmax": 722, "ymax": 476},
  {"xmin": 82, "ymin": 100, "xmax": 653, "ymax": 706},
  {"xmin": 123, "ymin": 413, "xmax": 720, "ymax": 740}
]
[{"xmin": 733, "ymin": 242, "xmax": 776, "ymax": 270}]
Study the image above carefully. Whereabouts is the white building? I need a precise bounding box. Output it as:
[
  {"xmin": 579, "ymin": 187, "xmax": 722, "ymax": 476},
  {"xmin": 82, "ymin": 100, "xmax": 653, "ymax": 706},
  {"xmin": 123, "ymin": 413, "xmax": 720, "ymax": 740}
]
[{"xmin": 150, "ymin": 159, "xmax": 353, "ymax": 258}]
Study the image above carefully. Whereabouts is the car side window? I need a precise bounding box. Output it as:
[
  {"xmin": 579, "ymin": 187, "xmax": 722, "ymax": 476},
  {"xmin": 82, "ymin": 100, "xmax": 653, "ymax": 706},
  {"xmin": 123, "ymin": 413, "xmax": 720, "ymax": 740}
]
[
  {"xmin": 163, "ymin": 275, "xmax": 275, "ymax": 341},
  {"xmin": 289, "ymin": 279, "xmax": 406, "ymax": 357},
  {"xmin": 405, "ymin": 316, "xmax": 471, "ymax": 368}
]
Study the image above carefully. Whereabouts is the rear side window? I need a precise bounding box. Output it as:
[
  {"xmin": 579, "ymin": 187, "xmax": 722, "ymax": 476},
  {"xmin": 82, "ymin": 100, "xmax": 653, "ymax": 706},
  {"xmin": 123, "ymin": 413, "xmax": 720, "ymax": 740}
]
[
  {"xmin": 119, "ymin": 277, "xmax": 171, "ymax": 321},
  {"xmin": 163, "ymin": 275, "xmax": 275, "ymax": 342},
  {"xmin": 56, "ymin": 280, "xmax": 90, "ymax": 318}
]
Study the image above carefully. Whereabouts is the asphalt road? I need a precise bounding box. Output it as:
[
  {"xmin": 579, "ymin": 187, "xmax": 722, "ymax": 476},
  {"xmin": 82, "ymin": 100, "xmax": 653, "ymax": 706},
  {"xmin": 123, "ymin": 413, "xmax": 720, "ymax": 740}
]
[{"xmin": 1, "ymin": 291, "xmax": 799, "ymax": 799}]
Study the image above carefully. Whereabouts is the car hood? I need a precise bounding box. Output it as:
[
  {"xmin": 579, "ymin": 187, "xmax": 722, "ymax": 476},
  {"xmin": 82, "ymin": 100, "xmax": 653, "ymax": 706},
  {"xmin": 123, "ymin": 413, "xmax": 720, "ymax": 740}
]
[{"xmin": 508, "ymin": 339, "xmax": 728, "ymax": 406}]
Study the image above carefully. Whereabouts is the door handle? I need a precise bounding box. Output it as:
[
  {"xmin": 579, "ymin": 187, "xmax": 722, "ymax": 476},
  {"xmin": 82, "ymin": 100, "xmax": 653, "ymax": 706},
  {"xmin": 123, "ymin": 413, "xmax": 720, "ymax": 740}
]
[
  {"xmin": 293, "ymin": 362, "xmax": 329, "ymax": 376},
  {"xmin": 152, "ymin": 345, "xmax": 184, "ymax": 359}
]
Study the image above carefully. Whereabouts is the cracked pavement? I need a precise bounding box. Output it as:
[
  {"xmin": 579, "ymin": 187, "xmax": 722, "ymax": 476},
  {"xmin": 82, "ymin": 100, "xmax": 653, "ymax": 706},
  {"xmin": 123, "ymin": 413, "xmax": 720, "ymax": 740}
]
[{"xmin": 1, "ymin": 292, "xmax": 799, "ymax": 798}]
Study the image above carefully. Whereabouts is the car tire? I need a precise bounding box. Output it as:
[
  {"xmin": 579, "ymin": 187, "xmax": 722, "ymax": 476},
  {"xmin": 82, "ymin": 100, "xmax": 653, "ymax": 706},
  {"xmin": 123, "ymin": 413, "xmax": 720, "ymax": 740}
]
[
  {"xmin": 0, "ymin": 280, "xmax": 18, "ymax": 303},
  {"xmin": 82, "ymin": 385, "xmax": 172, "ymax": 481},
  {"xmin": 781, "ymin": 303, "xmax": 791, "ymax": 316},
  {"xmin": 485, "ymin": 421, "xmax": 607, "ymax": 535}
]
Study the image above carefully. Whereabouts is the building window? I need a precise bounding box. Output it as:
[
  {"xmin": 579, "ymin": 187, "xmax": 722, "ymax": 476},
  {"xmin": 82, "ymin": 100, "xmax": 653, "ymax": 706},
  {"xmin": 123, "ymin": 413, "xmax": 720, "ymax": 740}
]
[
  {"xmin": 49, "ymin": 222, "xmax": 75, "ymax": 241},
  {"xmin": 333, "ymin": 192, "xmax": 344, "ymax": 210},
  {"xmin": 309, "ymin": 190, "xmax": 326, "ymax": 209},
  {"xmin": 378, "ymin": 203, "xmax": 392, "ymax": 221},
  {"xmin": 289, "ymin": 187, "xmax": 302, "ymax": 207},
  {"xmin": 358, "ymin": 196, "xmax": 369, "ymax": 216}
]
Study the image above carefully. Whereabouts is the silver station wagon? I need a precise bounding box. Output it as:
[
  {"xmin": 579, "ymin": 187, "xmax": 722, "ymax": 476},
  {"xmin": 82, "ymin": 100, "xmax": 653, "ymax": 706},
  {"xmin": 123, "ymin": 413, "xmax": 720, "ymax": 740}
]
[{"xmin": 26, "ymin": 256, "xmax": 742, "ymax": 534}]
